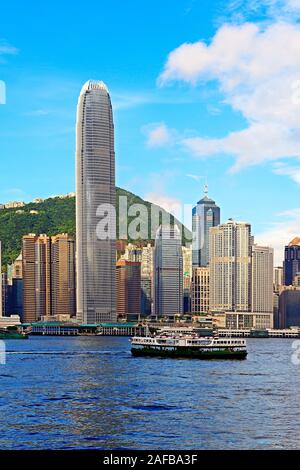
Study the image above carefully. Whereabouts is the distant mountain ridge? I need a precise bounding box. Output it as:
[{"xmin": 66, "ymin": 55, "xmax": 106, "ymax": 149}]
[{"xmin": 0, "ymin": 187, "xmax": 191, "ymax": 266}]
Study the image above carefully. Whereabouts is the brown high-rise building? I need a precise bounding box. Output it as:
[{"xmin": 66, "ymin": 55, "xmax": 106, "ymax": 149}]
[
  {"xmin": 116, "ymin": 259, "xmax": 141, "ymax": 317},
  {"xmin": 22, "ymin": 233, "xmax": 75, "ymax": 322},
  {"xmin": 22, "ymin": 234, "xmax": 39, "ymax": 323},
  {"xmin": 51, "ymin": 234, "xmax": 76, "ymax": 317},
  {"xmin": 35, "ymin": 235, "xmax": 52, "ymax": 319}
]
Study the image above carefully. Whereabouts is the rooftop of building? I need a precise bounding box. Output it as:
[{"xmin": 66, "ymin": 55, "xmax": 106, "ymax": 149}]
[
  {"xmin": 197, "ymin": 195, "xmax": 216, "ymax": 204},
  {"xmin": 81, "ymin": 80, "xmax": 109, "ymax": 93},
  {"xmin": 288, "ymin": 237, "xmax": 300, "ymax": 246}
]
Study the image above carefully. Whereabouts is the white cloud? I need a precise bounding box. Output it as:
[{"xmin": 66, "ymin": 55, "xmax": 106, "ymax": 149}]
[
  {"xmin": 144, "ymin": 123, "xmax": 173, "ymax": 148},
  {"xmin": 224, "ymin": 0, "xmax": 300, "ymax": 23},
  {"xmin": 0, "ymin": 44, "xmax": 18, "ymax": 56},
  {"xmin": 158, "ymin": 21, "xmax": 300, "ymax": 173},
  {"xmin": 23, "ymin": 109, "xmax": 51, "ymax": 117},
  {"xmin": 273, "ymin": 162, "xmax": 300, "ymax": 184},
  {"xmin": 186, "ymin": 174, "xmax": 201, "ymax": 181},
  {"xmin": 256, "ymin": 208, "xmax": 300, "ymax": 264},
  {"xmin": 0, "ymin": 42, "xmax": 18, "ymax": 62},
  {"xmin": 112, "ymin": 92, "xmax": 153, "ymax": 110}
]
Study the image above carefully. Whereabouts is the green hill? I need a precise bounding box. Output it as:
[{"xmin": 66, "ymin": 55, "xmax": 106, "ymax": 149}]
[{"xmin": 0, "ymin": 188, "xmax": 191, "ymax": 266}]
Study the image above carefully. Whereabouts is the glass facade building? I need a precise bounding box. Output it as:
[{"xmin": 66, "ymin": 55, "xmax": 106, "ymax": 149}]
[
  {"xmin": 76, "ymin": 80, "xmax": 116, "ymax": 323},
  {"xmin": 154, "ymin": 225, "xmax": 183, "ymax": 317},
  {"xmin": 284, "ymin": 238, "xmax": 300, "ymax": 286},
  {"xmin": 192, "ymin": 191, "xmax": 220, "ymax": 267}
]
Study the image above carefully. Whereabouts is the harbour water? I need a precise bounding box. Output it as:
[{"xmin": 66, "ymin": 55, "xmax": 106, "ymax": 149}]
[{"xmin": 0, "ymin": 336, "xmax": 299, "ymax": 450}]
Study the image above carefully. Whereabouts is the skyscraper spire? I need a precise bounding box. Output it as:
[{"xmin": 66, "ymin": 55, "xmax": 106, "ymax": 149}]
[{"xmin": 204, "ymin": 180, "xmax": 208, "ymax": 196}]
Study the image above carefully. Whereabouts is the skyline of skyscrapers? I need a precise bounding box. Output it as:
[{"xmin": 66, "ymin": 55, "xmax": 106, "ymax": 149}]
[
  {"xmin": 76, "ymin": 80, "xmax": 117, "ymax": 324},
  {"xmin": 0, "ymin": 79, "xmax": 294, "ymax": 329}
]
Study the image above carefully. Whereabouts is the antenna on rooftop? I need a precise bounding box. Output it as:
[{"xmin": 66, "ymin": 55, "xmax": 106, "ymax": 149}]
[{"xmin": 204, "ymin": 176, "xmax": 208, "ymax": 196}]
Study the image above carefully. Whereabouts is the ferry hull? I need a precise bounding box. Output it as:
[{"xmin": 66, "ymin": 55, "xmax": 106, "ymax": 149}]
[
  {"xmin": 131, "ymin": 346, "xmax": 247, "ymax": 360},
  {"xmin": 0, "ymin": 332, "xmax": 28, "ymax": 340}
]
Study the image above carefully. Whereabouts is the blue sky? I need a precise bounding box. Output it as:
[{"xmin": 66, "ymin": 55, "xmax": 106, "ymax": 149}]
[{"xmin": 1, "ymin": 0, "xmax": 300, "ymax": 262}]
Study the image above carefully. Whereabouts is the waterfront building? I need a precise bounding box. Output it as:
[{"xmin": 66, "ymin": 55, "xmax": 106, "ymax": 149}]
[
  {"xmin": 154, "ymin": 225, "xmax": 183, "ymax": 318},
  {"xmin": 209, "ymin": 220, "xmax": 252, "ymax": 312},
  {"xmin": 116, "ymin": 259, "xmax": 141, "ymax": 317},
  {"xmin": 251, "ymin": 244, "xmax": 273, "ymax": 314},
  {"xmin": 183, "ymin": 288, "xmax": 191, "ymax": 313},
  {"xmin": 22, "ymin": 234, "xmax": 39, "ymax": 322},
  {"xmin": 35, "ymin": 234, "xmax": 52, "ymax": 320},
  {"xmin": 273, "ymin": 266, "xmax": 283, "ymax": 328},
  {"xmin": 76, "ymin": 80, "xmax": 116, "ymax": 324},
  {"xmin": 273, "ymin": 292, "xmax": 280, "ymax": 328},
  {"xmin": 4, "ymin": 253, "xmax": 23, "ymax": 319},
  {"xmin": 192, "ymin": 185, "xmax": 220, "ymax": 268},
  {"xmin": 0, "ymin": 315, "xmax": 21, "ymax": 328},
  {"xmin": 191, "ymin": 266, "xmax": 210, "ymax": 314},
  {"xmin": 224, "ymin": 311, "xmax": 273, "ymax": 329},
  {"xmin": 283, "ymin": 237, "xmax": 300, "ymax": 286},
  {"xmin": 141, "ymin": 276, "xmax": 152, "ymax": 316},
  {"xmin": 22, "ymin": 233, "xmax": 76, "ymax": 322},
  {"xmin": 51, "ymin": 234, "xmax": 76, "ymax": 317},
  {"xmin": 279, "ymin": 286, "xmax": 300, "ymax": 328},
  {"xmin": 274, "ymin": 266, "xmax": 283, "ymax": 292},
  {"xmin": 10, "ymin": 278, "xmax": 23, "ymax": 319}
]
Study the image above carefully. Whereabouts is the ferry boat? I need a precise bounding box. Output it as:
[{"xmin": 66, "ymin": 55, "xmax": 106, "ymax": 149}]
[
  {"xmin": 0, "ymin": 327, "xmax": 28, "ymax": 340},
  {"xmin": 131, "ymin": 334, "xmax": 247, "ymax": 359}
]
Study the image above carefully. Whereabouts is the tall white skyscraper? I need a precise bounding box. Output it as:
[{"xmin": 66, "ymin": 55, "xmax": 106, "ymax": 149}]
[
  {"xmin": 251, "ymin": 245, "xmax": 273, "ymax": 313},
  {"xmin": 154, "ymin": 225, "xmax": 183, "ymax": 317},
  {"xmin": 76, "ymin": 80, "xmax": 116, "ymax": 323},
  {"xmin": 209, "ymin": 220, "xmax": 252, "ymax": 312},
  {"xmin": 274, "ymin": 266, "xmax": 284, "ymax": 292},
  {"xmin": 191, "ymin": 266, "xmax": 210, "ymax": 314}
]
